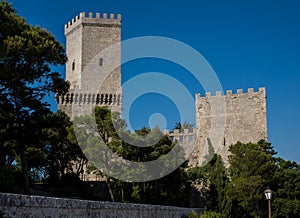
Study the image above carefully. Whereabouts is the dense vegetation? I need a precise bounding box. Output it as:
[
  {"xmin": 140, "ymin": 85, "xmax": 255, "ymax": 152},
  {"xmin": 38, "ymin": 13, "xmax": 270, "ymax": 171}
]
[{"xmin": 1, "ymin": 2, "xmax": 299, "ymax": 217}]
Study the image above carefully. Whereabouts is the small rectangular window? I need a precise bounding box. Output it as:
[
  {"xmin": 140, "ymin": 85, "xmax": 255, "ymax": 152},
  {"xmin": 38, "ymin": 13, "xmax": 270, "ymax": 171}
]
[
  {"xmin": 99, "ymin": 58, "xmax": 103, "ymax": 66},
  {"xmin": 179, "ymin": 136, "xmax": 184, "ymax": 142},
  {"xmin": 170, "ymin": 136, "xmax": 174, "ymax": 142},
  {"xmin": 72, "ymin": 60, "xmax": 75, "ymax": 71}
]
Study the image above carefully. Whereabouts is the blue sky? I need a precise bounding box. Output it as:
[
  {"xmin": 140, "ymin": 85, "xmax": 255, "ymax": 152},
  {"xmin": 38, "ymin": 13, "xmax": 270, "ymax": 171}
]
[{"xmin": 10, "ymin": 0, "xmax": 300, "ymax": 163}]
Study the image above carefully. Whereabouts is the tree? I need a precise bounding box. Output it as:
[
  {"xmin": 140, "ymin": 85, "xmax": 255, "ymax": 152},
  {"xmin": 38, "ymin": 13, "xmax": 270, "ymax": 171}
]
[
  {"xmin": 45, "ymin": 110, "xmax": 87, "ymax": 182},
  {"xmin": 223, "ymin": 140, "xmax": 277, "ymax": 217},
  {"xmin": 186, "ymin": 210, "xmax": 225, "ymax": 218},
  {"xmin": 0, "ymin": 1, "xmax": 69, "ymax": 193},
  {"xmin": 174, "ymin": 121, "xmax": 194, "ymax": 132},
  {"xmin": 187, "ymin": 154, "xmax": 228, "ymax": 210},
  {"xmin": 271, "ymin": 158, "xmax": 300, "ymax": 217},
  {"xmin": 74, "ymin": 106, "xmax": 124, "ymax": 201},
  {"xmin": 204, "ymin": 154, "xmax": 228, "ymax": 212},
  {"xmin": 0, "ymin": 97, "xmax": 15, "ymax": 167},
  {"xmin": 74, "ymin": 106, "xmax": 190, "ymax": 205},
  {"xmin": 132, "ymin": 163, "xmax": 189, "ymax": 207}
]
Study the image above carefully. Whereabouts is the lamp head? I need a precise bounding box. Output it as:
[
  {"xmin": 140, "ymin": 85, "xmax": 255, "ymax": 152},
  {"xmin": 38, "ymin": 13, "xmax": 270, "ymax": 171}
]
[{"xmin": 264, "ymin": 188, "xmax": 273, "ymax": 200}]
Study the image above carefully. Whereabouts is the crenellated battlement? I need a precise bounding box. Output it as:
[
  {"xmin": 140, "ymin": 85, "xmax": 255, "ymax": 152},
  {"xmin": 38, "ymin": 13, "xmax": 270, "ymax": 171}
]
[
  {"xmin": 196, "ymin": 87, "xmax": 266, "ymax": 98},
  {"xmin": 164, "ymin": 128, "xmax": 196, "ymax": 145},
  {"xmin": 164, "ymin": 128, "xmax": 197, "ymax": 135},
  {"xmin": 56, "ymin": 92, "xmax": 122, "ymax": 106},
  {"xmin": 65, "ymin": 12, "xmax": 121, "ymax": 35}
]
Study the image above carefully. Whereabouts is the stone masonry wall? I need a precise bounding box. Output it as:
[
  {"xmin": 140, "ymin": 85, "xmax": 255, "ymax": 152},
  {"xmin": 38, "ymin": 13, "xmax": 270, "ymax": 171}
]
[
  {"xmin": 190, "ymin": 87, "xmax": 267, "ymax": 167},
  {"xmin": 164, "ymin": 129, "xmax": 197, "ymax": 158},
  {"xmin": 0, "ymin": 193, "xmax": 202, "ymax": 218},
  {"xmin": 64, "ymin": 12, "xmax": 121, "ymax": 94}
]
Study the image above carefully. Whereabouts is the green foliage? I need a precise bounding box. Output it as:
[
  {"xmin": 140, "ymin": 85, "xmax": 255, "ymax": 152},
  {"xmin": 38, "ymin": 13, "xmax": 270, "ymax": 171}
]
[
  {"xmin": 45, "ymin": 110, "xmax": 87, "ymax": 182},
  {"xmin": 0, "ymin": 1, "xmax": 68, "ymax": 97},
  {"xmin": 74, "ymin": 106, "xmax": 189, "ymax": 205},
  {"xmin": 0, "ymin": 166, "xmax": 16, "ymax": 192},
  {"xmin": 185, "ymin": 211, "xmax": 224, "ymax": 218},
  {"xmin": 0, "ymin": 1, "xmax": 68, "ymax": 193},
  {"xmin": 129, "ymin": 164, "xmax": 189, "ymax": 206},
  {"xmin": 222, "ymin": 140, "xmax": 277, "ymax": 217},
  {"xmin": 204, "ymin": 155, "xmax": 228, "ymax": 211},
  {"xmin": 271, "ymin": 158, "xmax": 300, "ymax": 217},
  {"xmin": 185, "ymin": 140, "xmax": 300, "ymax": 217},
  {"xmin": 94, "ymin": 106, "xmax": 121, "ymax": 143},
  {"xmin": 187, "ymin": 154, "xmax": 228, "ymax": 210},
  {"xmin": 199, "ymin": 211, "xmax": 225, "ymax": 218},
  {"xmin": 174, "ymin": 121, "xmax": 194, "ymax": 132},
  {"xmin": 185, "ymin": 210, "xmax": 201, "ymax": 218},
  {"xmin": 47, "ymin": 172, "xmax": 96, "ymax": 200}
]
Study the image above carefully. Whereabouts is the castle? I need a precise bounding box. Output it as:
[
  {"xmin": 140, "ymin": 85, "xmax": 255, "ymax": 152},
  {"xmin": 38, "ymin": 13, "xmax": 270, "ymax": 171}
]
[{"xmin": 57, "ymin": 12, "xmax": 267, "ymax": 169}]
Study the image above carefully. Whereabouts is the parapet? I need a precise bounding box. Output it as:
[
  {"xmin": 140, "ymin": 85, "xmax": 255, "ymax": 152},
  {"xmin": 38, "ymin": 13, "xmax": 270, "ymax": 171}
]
[
  {"xmin": 164, "ymin": 128, "xmax": 197, "ymax": 144},
  {"xmin": 195, "ymin": 87, "xmax": 266, "ymax": 98},
  {"xmin": 65, "ymin": 12, "xmax": 121, "ymax": 35},
  {"xmin": 56, "ymin": 92, "xmax": 122, "ymax": 106},
  {"xmin": 164, "ymin": 128, "xmax": 197, "ymax": 135}
]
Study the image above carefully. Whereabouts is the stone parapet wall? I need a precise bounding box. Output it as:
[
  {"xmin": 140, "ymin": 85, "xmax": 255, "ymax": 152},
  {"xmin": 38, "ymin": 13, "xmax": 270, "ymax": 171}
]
[
  {"xmin": 0, "ymin": 193, "xmax": 202, "ymax": 218},
  {"xmin": 57, "ymin": 91, "xmax": 122, "ymax": 118},
  {"xmin": 57, "ymin": 92, "xmax": 122, "ymax": 107},
  {"xmin": 65, "ymin": 12, "xmax": 121, "ymax": 35},
  {"xmin": 164, "ymin": 129, "xmax": 196, "ymax": 144}
]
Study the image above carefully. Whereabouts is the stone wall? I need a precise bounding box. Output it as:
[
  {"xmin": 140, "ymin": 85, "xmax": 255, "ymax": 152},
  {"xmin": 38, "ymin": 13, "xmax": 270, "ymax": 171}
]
[
  {"xmin": 0, "ymin": 193, "xmax": 202, "ymax": 218},
  {"xmin": 164, "ymin": 129, "xmax": 197, "ymax": 158},
  {"xmin": 64, "ymin": 12, "xmax": 121, "ymax": 93},
  {"xmin": 190, "ymin": 87, "xmax": 267, "ymax": 167}
]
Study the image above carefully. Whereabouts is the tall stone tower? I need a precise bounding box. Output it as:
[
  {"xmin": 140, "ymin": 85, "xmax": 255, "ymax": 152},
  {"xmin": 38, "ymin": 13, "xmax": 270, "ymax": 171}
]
[
  {"xmin": 189, "ymin": 87, "xmax": 267, "ymax": 167},
  {"xmin": 57, "ymin": 12, "xmax": 122, "ymax": 117}
]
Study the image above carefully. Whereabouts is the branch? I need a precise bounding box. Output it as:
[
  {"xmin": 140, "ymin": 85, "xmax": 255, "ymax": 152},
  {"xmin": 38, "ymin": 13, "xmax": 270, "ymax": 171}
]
[{"xmin": 0, "ymin": 71, "xmax": 27, "ymax": 94}]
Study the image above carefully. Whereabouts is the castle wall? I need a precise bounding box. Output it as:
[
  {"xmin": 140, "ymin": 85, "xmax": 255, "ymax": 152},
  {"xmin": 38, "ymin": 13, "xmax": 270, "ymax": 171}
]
[
  {"xmin": 0, "ymin": 193, "xmax": 202, "ymax": 218},
  {"xmin": 80, "ymin": 13, "xmax": 121, "ymax": 94},
  {"xmin": 190, "ymin": 87, "xmax": 267, "ymax": 167},
  {"xmin": 164, "ymin": 129, "xmax": 197, "ymax": 158},
  {"xmin": 65, "ymin": 20, "xmax": 82, "ymax": 88}
]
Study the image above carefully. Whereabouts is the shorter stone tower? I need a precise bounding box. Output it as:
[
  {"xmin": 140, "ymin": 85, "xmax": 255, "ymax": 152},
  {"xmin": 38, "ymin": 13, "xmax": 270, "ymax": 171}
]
[
  {"xmin": 189, "ymin": 87, "xmax": 267, "ymax": 167},
  {"xmin": 57, "ymin": 12, "xmax": 122, "ymax": 117}
]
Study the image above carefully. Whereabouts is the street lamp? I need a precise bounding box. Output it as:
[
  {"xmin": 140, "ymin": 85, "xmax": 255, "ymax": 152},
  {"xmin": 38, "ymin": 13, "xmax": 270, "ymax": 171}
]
[{"xmin": 264, "ymin": 188, "xmax": 273, "ymax": 218}]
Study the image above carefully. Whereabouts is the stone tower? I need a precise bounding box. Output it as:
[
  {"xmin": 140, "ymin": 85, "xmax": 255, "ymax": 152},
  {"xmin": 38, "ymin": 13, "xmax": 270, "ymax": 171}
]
[
  {"xmin": 189, "ymin": 87, "xmax": 267, "ymax": 167},
  {"xmin": 57, "ymin": 12, "xmax": 122, "ymax": 117}
]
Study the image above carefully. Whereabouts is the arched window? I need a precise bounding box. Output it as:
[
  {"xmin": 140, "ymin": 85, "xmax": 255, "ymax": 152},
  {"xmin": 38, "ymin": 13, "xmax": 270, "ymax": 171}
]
[
  {"xmin": 99, "ymin": 58, "xmax": 103, "ymax": 66},
  {"xmin": 72, "ymin": 60, "xmax": 75, "ymax": 71}
]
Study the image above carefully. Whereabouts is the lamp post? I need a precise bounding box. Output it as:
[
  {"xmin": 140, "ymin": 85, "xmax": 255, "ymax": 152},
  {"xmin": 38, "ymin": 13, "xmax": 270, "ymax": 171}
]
[{"xmin": 264, "ymin": 188, "xmax": 273, "ymax": 218}]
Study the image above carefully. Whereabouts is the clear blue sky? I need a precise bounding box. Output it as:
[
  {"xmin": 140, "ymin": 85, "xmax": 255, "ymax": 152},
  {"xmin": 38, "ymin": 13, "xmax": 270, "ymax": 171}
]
[{"xmin": 9, "ymin": 0, "xmax": 300, "ymax": 163}]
